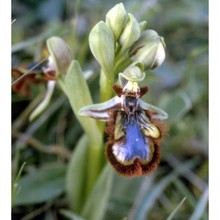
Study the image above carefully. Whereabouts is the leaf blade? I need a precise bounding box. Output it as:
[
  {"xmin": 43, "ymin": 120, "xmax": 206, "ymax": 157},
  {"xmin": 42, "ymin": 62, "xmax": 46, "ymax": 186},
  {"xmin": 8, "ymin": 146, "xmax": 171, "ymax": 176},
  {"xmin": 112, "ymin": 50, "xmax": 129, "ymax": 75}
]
[
  {"xmin": 81, "ymin": 164, "xmax": 114, "ymax": 220},
  {"xmin": 13, "ymin": 165, "xmax": 66, "ymax": 206}
]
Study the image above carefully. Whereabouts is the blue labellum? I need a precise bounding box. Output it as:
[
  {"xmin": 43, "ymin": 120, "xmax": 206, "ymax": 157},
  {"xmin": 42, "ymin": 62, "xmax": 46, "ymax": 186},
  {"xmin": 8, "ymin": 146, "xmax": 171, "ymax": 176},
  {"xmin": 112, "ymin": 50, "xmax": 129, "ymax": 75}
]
[{"xmin": 112, "ymin": 114, "xmax": 154, "ymax": 165}]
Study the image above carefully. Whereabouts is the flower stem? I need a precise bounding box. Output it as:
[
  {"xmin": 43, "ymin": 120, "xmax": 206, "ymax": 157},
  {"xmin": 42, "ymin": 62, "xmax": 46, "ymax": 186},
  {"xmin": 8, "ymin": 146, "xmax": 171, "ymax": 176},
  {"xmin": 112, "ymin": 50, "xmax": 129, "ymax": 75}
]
[
  {"xmin": 86, "ymin": 140, "xmax": 103, "ymax": 196},
  {"xmin": 99, "ymin": 69, "xmax": 114, "ymax": 102}
]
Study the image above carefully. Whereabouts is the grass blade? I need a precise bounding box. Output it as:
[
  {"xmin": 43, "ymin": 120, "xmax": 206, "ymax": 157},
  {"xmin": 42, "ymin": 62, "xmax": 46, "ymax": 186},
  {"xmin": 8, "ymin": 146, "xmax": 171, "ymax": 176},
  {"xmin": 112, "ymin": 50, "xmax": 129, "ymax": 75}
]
[{"xmin": 166, "ymin": 197, "xmax": 186, "ymax": 220}]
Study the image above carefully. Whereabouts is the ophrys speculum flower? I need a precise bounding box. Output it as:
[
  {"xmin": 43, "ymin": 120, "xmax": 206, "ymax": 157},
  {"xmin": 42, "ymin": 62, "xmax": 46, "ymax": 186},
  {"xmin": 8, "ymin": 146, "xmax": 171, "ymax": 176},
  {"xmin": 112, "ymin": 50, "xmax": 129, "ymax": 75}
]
[{"xmin": 79, "ymin": 81, "xmax": 168, "ymax": 176}]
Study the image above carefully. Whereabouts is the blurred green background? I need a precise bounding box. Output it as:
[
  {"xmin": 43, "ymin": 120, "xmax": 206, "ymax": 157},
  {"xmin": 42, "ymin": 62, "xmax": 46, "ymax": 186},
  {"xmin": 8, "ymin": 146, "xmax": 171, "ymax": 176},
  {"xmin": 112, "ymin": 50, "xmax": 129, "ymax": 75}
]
[{"xmin": 12, "ymin": 0, "xmax": 208, "ymax": 219}]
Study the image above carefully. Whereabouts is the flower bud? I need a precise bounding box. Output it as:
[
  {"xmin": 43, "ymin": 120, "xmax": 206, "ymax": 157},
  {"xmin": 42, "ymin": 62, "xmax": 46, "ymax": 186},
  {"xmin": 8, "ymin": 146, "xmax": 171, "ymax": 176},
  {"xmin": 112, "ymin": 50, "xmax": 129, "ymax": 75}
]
[
  {"xmin": 129, "ymin": 30, "xmax": 166, "ymax": 70},
  {"xmin": 89, "ymin": 21, "xmax": 115, "ymax": 81},
  {"xmin": 106, "ymin": 3, "xmax": 127, "ymax": 41},
  {"xmin": 119, "ymin": 13, "xmax": 141, "ymax": 51},
  {"xmin": 45, "ymin": 36, "xmax": 72, "ymax": 79}
]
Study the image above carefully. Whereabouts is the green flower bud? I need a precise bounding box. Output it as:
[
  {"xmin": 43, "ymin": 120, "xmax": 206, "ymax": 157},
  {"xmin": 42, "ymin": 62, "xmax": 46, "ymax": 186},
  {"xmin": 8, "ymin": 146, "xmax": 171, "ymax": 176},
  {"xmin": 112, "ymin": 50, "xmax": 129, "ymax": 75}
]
[
  {"xmin": 89, "ymin": 21, "xmax": 114, "ymax": 81},
  {"xmin": 45, "ymin": 36, "xmax": 72, "ymax": 79},
  {"xmin": 129, "ymin": 29, "xmax": 166, "ymax": 70},
  {"xmin": 119, "ymin": 13, "xmax": 141, "ymax": 52},
  {"xmin": 106, "ymin": 3, "xmax": 127, "ymax": 41}
]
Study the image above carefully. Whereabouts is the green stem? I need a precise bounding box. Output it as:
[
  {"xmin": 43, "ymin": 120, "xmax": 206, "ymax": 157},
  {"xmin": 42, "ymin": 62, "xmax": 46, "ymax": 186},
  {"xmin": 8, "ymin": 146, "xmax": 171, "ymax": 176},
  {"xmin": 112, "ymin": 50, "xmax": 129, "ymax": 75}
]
[
  {"xmin": 114, "ymin": 47, "xmax": 133, "ymax": 74},
  {"xmin": 86, "ymin": 139, "xmax": 103, "ymax": 196},
  {"xmin": 115, "ymin": 43, "xmax": 122, "ymax": 57},
  {"xmin": 114, "ymin": 56, "xmax": 132, "ymax": 74},
  {"xmin": 99, "ymin": 69, "xmax": 114, "ymax": 102},
  {"xmin": 29, "ymin": 80, "xmax": 56, "ymax": 121},
  {"xmin": 115, "ymin": 45, "xmax": 127, "ymax": 60}
]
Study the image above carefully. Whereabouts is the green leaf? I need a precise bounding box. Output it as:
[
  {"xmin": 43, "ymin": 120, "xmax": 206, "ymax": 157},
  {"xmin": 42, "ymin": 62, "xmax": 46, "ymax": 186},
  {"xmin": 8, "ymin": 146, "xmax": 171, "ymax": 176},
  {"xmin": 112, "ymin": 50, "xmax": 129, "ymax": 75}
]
[
  {"xmin": 89, "ymin": 21, "xmax": 115, "ymax": 82},
  {"xmin": 81, "ymin": 164, "xmax": 114, "ymax": 220},
  {"xmin": 64, "ymin": 60, "xmax": 102, "ymax": 147},
  {"xmin": 64, "ymin": 61, "xmax": 103, "ymax": 198},
  {"xmin": 13, "ymin": 164, "xmax": 66, "ymax": 206},
  {"xmin": 66, "ymin": 135, "xmax": 88, "ymax": 213},
  {"xmin": 64, "ymin": 61, "xmax": 103, "ymax": 199}
]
